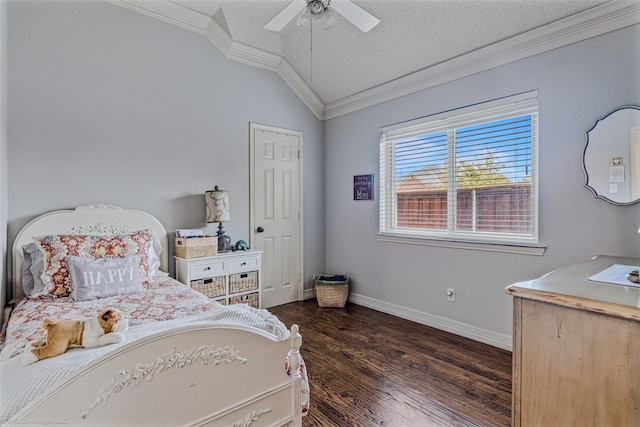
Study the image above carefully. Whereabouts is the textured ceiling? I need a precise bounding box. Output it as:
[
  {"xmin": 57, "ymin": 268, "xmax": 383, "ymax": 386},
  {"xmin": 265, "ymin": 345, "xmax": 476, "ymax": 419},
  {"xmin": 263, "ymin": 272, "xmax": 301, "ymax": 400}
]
[
  {"xmin": 109, "ymin": 0, "xmax": 640, "ymax": 117},
  {"xmin": 169, "ymin": 0, "xmax": 611, "ymax": 104}
]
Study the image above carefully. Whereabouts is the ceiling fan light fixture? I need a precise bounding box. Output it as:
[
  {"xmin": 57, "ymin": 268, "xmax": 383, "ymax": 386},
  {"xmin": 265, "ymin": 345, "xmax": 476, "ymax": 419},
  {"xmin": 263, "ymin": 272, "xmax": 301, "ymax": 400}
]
[
  {"xmin": 307, "ymin": 0, "xmax": 327, "ymax": 18},
  {"xmin": 264, "ymin": 0, "xmax": 378, "ymax": 33}
]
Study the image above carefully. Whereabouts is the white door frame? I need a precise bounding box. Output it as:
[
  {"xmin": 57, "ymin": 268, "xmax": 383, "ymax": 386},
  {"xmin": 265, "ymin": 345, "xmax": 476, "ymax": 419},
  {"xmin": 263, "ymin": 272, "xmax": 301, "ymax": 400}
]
[{"xmin": 249, "ymin": 122, "xmax": 304, "ymax": 303}]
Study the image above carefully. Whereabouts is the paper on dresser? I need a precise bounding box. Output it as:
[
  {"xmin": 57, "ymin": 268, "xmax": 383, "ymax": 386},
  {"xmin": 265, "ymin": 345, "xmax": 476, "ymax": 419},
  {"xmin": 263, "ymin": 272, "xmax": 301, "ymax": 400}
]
[{"xmin": 587, "ymin": 264, "xmax": 640, "ymax": 288}]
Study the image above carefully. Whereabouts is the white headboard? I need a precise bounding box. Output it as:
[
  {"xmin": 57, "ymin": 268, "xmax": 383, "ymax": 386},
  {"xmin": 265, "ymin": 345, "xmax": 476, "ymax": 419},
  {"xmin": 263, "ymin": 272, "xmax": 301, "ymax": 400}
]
[{"xmin": 11, "ymin": 205, "xmax": 168, "ymax": 301}]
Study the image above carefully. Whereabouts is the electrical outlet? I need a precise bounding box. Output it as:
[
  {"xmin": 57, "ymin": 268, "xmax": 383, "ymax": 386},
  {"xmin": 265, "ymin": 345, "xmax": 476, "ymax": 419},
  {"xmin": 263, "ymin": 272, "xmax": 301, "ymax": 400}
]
[{"xmin": 446, "ymin": 288, "xmax": 455, "ymax": 302}]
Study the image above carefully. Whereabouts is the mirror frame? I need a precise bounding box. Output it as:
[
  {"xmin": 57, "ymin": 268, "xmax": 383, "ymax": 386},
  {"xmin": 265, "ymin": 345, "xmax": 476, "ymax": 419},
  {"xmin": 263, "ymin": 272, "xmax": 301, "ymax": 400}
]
[{"xmin": 583, "ymin": 105, "xmax": 640, "ymax": 206}]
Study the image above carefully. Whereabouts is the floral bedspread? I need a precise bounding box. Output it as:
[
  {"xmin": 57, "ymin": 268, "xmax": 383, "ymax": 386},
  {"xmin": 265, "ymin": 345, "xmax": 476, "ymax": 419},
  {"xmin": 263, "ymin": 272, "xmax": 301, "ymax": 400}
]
[
  {"xmin": 0, "ymin": 277, "xmax": 309, "ymax": 422},
  {"xmin": 1, "ymin": 276, "xmax": 220, "ymax": 361}
]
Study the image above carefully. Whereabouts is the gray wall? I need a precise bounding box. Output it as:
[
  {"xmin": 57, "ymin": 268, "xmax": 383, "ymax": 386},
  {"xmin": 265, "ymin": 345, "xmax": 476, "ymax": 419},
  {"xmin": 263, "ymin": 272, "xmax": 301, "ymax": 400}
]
[
  {"xmin": 324, "ymin": 24, "xmax": 640, "ymax": 343},
  {"xmin": 1, "ymin": 0, "xmax": 7, "ymax": 312},
  {"xmin": 6, "ymin": 1, "xmax": 325, "ymax": 294},
  {"xmin": 6, "ymin": 0, "xmax": 640, "ymax": 347}
]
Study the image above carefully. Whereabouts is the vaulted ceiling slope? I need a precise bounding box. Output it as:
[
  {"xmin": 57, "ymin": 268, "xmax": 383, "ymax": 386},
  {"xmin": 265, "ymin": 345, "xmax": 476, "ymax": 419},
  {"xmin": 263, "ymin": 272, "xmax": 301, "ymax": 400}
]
[{"xmin": 110, "ymin": 0, "xmax": 640, "ymax": 119}]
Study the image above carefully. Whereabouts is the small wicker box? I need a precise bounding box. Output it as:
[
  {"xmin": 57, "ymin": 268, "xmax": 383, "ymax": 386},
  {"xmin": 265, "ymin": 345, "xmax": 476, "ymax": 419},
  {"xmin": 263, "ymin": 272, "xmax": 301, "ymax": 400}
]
[
  {"xmin": 314, "ymin": 274, "xmax": 350, "ymax": 308},
  {"xmin": 229, "ymin": 292, "xmax": 259, "ymax": 308},
  {"xmin": 190, "ymin": 275, "xmax": 225, "ymax": 298},
  {"xmin": 229, "ymin": 271, "xmax": 258, "ymax": 293},
  {"xmin": 175, "ymin": 236, "xmax": 217, "ymax": 258}
]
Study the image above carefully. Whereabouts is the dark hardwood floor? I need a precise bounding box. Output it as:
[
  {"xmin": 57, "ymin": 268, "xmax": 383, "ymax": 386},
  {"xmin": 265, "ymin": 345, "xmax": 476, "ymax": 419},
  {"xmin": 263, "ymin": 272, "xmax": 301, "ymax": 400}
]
[{"xmin": 269, "ymin": 300, "xmax": 512, "ymax": 427}]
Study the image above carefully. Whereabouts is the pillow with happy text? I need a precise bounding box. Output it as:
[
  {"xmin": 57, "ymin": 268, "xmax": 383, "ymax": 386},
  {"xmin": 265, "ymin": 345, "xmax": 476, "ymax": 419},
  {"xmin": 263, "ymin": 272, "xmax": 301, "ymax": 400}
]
[{"xmin": 67, "ymin": 254, "xmax": 144, "ymax": 302}]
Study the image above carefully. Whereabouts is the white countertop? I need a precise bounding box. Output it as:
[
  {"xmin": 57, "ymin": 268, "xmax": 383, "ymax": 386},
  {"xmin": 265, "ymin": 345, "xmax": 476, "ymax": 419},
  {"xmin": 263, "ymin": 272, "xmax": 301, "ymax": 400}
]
[{"xmin": 506, "ymin": 255, "xmax": 640, "ymax": 321}]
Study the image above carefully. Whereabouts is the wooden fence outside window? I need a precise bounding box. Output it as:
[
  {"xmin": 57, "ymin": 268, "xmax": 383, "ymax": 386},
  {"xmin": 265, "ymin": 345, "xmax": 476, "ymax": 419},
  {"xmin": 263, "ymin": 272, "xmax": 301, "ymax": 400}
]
[{"xmin": 397, "ymin": 184, "xmax": 532, "ymax": 233}]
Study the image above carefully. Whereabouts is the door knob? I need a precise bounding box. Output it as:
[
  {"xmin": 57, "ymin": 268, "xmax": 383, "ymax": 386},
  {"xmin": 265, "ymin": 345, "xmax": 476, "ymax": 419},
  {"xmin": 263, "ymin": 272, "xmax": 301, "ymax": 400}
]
[{"xmin": 256, "ymin": 226, "xmax": 264, "ymax": 233}]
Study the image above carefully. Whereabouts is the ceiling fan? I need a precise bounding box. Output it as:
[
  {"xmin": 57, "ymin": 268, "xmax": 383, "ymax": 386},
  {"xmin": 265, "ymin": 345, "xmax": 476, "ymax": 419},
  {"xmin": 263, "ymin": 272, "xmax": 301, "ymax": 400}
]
[{"xmin": 264, "ymin": 0, "xmax": 380, "ymax": 33}]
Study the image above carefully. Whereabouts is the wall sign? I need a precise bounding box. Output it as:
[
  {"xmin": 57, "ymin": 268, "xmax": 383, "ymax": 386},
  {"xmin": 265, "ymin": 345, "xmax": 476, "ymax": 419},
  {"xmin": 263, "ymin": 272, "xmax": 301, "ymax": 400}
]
[{"xmin": 353, "ymin": 174, "xmax": 374, "ymax": 200}]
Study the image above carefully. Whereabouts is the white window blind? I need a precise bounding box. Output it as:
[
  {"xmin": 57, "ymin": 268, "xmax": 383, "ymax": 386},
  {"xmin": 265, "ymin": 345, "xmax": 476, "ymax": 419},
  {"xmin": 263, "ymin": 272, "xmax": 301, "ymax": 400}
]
[{"xmin": 379, "ymin": 91, "xmax": 539, "ymax": 246}]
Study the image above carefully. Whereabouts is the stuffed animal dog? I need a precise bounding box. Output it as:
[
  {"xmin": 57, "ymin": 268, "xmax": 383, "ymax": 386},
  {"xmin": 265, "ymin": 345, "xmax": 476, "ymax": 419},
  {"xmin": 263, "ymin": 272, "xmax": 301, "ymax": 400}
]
[{"xmin": 21, "ymin": 307, "xmax": 129, "ymax": 366}]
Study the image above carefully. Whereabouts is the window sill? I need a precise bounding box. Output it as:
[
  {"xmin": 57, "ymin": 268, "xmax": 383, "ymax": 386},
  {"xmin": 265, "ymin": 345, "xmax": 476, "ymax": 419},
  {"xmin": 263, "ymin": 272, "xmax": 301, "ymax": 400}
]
[{"xmin": 376, "ymin": 234, "xmax": 546, "ymax": 256}]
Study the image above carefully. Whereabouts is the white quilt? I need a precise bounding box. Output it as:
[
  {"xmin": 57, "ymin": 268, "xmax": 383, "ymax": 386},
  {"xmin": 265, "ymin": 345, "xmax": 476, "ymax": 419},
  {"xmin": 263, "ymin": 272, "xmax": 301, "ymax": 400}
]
[{"xmin": 0, "ymin": 303, "xmax": 308, "ymax": 423}]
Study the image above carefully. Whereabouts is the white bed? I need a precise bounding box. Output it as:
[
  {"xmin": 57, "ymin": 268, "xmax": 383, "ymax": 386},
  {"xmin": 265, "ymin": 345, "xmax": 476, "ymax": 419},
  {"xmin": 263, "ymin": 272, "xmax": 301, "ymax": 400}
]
[{"xmin": 0, "ymin": 205, "xmax": 307, "ymax": 426}]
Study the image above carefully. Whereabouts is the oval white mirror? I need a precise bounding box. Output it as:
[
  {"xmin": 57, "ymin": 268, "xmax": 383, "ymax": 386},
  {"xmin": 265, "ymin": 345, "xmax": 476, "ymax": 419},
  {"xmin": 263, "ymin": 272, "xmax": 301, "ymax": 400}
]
[{"xmin": 583, "ymin": 106, "xmax": 640, "ymax": 205}]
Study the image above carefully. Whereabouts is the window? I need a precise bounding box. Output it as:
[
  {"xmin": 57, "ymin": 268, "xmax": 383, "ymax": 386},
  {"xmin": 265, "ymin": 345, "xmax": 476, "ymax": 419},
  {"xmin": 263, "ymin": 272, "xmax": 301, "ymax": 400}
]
[{"xmin": 379, "ymin": 91, "xmax": 539, "ymax": 246}]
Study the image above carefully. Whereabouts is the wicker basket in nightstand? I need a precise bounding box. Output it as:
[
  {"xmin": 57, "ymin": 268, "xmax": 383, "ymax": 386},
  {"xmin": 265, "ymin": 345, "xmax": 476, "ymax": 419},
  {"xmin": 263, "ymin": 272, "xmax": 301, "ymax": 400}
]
[
  {"xmin": 229, "ymin": 292, "xmax": 259, "ymax": 308},
  {"xmin": 190, "ymin": 276, "xmax": 225, "ymax": 298},
  {"xmin": 229, "ymin": 271, "xmax": 258, "ymax": 293}
]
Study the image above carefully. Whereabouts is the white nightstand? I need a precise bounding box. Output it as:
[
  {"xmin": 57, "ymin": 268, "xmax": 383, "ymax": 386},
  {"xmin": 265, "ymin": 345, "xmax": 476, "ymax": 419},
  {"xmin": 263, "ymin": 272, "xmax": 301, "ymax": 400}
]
[{"xmin": 174, "ymin": 251, "xmax": 262, "ymax": 308}]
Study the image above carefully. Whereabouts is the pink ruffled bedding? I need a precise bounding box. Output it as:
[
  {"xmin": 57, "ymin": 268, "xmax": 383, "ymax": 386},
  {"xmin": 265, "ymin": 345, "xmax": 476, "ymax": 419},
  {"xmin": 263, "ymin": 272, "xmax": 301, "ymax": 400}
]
[{"xmin": 0, "ymin": 277, "xmax": 309, "ymax": 422}]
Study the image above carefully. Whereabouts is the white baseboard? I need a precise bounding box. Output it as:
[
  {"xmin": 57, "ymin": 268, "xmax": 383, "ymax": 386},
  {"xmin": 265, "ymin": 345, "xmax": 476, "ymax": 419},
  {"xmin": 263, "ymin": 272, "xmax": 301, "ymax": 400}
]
[
  {"xmin": 302, "ymin": 288, "xmax": 512, "ymax": 350},
  {"xmin": 347, "ymin": 292, "xmax": 512, "ymax": 351},
  {"xmin": 303, "ymin": 288, "xmax": 315, "ymax": 300}
]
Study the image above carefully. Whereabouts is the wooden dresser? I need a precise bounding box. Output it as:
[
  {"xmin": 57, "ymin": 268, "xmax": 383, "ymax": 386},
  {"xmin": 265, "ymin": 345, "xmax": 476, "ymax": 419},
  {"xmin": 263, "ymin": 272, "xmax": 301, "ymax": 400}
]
[{"xmin": 506, "ymin": 255, "xmax": 640, "ymax": 427}]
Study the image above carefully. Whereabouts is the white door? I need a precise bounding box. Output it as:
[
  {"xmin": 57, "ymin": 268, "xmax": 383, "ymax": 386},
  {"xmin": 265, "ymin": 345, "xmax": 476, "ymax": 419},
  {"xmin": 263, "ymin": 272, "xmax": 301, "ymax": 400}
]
[{"xmin": 250, "ymin": 123, "xmax": 303, "ymax": 308}]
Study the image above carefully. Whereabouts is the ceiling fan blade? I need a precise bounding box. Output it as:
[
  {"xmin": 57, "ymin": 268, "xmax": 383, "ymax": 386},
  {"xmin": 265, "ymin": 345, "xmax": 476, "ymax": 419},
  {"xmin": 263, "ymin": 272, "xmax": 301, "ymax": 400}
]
[
  {"xmin": 331, "ymin": 0, "xmax": 380, "ymax": 32},
  {"xmin": 264, "ymin": 0, "xmax": 307, "ymax": 32}
]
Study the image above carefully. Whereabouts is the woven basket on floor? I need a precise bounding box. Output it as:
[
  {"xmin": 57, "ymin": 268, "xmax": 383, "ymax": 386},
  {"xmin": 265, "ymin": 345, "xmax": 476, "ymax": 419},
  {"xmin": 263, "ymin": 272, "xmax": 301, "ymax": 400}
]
[{"xmin": 314, "ymin": 274, "xmax": 349, "ymax": 307}]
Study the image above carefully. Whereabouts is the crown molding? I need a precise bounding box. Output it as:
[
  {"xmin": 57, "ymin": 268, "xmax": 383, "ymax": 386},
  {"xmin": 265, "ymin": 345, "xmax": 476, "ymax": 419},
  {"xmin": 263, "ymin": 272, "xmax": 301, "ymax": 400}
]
[
  {"xmin": 203, "ymin": 16, "xmax": 232, "ymax": 55},
  {"xmin": 204, "ymin": 16, "xmax": 282, "ymax": 72},
  {"xmin": 277, "ymin": 59, "xmax": 325, "ymax": 119},
  {"xmin": 227, "ymin": 42, "xmax": 282, "ymax": 72},
  {"xmin": 110, "ymin": 0, "xmax": 638, "ymax": 121},
  {"xmin": 108, "ymin": 0, "xmax": 209, "ymax": 34},
  {"xmin": 323, "ymin": 1, "xmax": 640, "ymax": 119},
  {"xmin": 111, "ymin": 0, "xmax": 323, "ymax": 119},
  {"xmin": 203, "ymin": 15, "xmax": 323, "ymax": 118}
]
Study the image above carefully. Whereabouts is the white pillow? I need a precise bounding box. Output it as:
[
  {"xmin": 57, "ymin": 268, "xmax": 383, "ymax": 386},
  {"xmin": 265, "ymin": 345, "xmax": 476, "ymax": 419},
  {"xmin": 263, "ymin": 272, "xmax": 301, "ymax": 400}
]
[
  {"xmin": 21, "ymin": 243, "xmax": 46, "ymax": 297},
  {"xmin": 148, "ymin": 238, "xmax": 163, "ymax": 277}
]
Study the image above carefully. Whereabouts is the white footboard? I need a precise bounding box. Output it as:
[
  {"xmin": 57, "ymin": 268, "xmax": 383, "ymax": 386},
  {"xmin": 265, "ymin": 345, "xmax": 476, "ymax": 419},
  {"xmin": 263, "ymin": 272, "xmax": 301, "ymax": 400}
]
[{"xmin": 8, "ymin": 324, "xmax": 303, "ymax": 427}]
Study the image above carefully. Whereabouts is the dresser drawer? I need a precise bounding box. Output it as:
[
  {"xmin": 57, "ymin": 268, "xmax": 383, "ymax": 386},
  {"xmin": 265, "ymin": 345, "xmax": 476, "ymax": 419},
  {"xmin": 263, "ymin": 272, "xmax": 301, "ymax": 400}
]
[
  {"xmin": 229, "ymin": 256, "xmax": 259, "ymax": 272},
  {"xmin": 189, "ymin": 259, "xmax": 226, "ymax": 280},
  {"xmin": 229, "ymin": 292, "xmax": 259, "ymax": 308}
]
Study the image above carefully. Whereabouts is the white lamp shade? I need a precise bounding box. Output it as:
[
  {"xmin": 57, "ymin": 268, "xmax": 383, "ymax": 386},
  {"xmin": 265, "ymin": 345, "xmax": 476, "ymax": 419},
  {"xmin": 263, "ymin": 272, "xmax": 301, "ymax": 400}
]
[{"xmin": 205, "ymin": 188, "xmax": 230, "ymax": 223}]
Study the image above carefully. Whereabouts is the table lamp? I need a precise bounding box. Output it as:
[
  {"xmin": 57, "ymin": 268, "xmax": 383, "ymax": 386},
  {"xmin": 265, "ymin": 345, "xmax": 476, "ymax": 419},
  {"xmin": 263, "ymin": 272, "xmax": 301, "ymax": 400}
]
[{"xmin": 205, "ymin": 186, "xmax": 232, "ymax": 253}]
